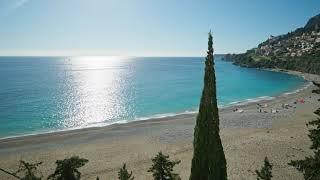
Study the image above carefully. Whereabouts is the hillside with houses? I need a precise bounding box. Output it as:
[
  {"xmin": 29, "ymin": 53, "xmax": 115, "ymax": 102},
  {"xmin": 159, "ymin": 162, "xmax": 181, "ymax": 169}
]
[{"xmin": 226, "ymin": 14, "xmax": 320, "ymax": 74}]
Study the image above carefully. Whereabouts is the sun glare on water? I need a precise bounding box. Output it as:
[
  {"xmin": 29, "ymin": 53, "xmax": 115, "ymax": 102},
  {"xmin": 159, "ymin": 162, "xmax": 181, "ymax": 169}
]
[{"xmin": 60, "ymin": 56, "xmax": 134, "ymax": 129}]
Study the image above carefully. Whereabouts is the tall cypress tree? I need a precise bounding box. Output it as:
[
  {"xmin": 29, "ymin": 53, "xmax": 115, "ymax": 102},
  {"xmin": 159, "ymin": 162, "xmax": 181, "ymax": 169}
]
[{"xmin": 189, "ymin": 31, "xmax": 227, "ymax": 180}]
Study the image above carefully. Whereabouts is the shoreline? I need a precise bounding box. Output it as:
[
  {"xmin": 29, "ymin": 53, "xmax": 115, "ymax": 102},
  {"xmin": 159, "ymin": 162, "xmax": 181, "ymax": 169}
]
[
  {"xmin": 0, "ymin": 69, "xmax": 310, "ymax": 141},
  {"xmin": 0, "ymin": 69, "xmax": 319, "ymax": 179}
]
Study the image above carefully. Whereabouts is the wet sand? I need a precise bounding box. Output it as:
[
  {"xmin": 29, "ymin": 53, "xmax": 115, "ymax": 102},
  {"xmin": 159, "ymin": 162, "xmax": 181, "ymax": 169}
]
[{"xmin": 0, "ymin": 70, "xmax": 319, "ymax": 180}]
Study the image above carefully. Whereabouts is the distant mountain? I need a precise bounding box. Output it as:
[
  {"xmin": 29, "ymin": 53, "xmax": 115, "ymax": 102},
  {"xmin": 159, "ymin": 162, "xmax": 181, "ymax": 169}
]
[
  {"xmin": 226, "ymin": 13, "xmax": 320, "ymax": 74},
  {"xmin": 305, "ymin": 14, "xmax": 320, "ymax": 31}
]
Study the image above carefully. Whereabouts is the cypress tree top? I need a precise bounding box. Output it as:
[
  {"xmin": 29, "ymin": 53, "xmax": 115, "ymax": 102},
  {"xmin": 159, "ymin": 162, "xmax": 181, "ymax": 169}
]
[{"xmin": 189, "ymin": 32, "xmax": 227, "ymax": 180}]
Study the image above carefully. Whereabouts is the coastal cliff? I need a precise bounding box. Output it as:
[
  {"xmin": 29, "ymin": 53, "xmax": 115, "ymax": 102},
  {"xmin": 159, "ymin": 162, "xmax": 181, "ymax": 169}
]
[{"xmin": 226, "ymin": 13, "xmax": 320, "ymax": 74}]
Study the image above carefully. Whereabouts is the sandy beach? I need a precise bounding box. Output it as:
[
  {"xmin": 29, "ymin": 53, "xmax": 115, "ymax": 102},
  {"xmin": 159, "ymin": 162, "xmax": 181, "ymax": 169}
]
[{"xmin": 0, "ymin": 70, "xmax": 319, "ymax": 180}]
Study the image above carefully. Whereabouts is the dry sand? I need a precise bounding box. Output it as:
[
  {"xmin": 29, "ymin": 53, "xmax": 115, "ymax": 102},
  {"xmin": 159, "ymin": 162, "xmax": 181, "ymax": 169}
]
[{"xmin": 0, "ymin": 70, "xmax": 319, "ymax": 180}]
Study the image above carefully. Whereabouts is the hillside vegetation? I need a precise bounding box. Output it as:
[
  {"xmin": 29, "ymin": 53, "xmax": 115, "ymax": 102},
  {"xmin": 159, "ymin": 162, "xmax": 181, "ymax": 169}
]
[{"xmin": 226, "ymin": 14, "xmax": 320, "ymax": 74}]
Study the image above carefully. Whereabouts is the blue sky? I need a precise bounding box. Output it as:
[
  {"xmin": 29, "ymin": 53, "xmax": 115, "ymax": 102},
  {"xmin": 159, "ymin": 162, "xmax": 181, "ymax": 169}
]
[{"xmin": 0, "ymin": 0, "xmax": 319, "ymax": 56}]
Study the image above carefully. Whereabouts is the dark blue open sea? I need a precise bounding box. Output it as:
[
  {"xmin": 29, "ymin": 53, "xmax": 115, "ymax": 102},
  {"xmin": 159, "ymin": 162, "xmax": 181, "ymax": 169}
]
[{"xmin": 0, "ymin": 56, "xmax": 306, "ymax": 138}]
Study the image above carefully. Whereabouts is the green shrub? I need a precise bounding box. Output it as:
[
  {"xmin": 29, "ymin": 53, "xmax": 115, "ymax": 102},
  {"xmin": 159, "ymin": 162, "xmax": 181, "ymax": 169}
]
[
  {"xmin": 48, "ymin": 156, "xmax": 88, "ymax": 180},
  {"xmin": 118, "ymin": 163, "xmax": 134, "ymax": 180},
  {"xmin": 256, "ymin": 157, "xmax": 273, "ymax": 180},
  {"xmin": 148, "ymin": 151, "xmax": 180, "ymax": 180}
]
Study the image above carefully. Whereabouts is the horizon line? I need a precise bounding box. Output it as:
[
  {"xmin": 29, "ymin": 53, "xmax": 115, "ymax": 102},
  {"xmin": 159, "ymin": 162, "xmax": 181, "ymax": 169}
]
[
  {"xmin": 0, "ymin": 55, "xmax": 227, "ymax": 58},
  {"xmin": 0, "ymin": 51, "xmax": 238, "ymax": 57}
]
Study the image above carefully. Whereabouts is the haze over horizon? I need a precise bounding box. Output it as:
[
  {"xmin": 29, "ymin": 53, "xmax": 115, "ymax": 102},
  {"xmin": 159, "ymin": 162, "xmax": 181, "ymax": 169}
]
[{"xmin": 0, "ymin": 0, "xmax": 319, "ymax": 57}]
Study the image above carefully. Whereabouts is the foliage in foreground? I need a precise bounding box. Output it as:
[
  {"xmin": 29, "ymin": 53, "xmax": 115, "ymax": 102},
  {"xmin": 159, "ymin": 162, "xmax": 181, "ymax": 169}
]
[
  {"xmin": 0, "ymin": 157, "xmax": 89, "ymax": 180},
  {"xmin": 118, "ymin": 163, "xmax": 134, "ymax": 180},
  {"xmin": 148, "ymin": 151, "xmax": 181, "ymax": 180},
  {"xmin": 288, "ymin": 81, "xmax": 320, "ymax": 180},
  {"xmin": 0, "ymin": 153, "xmax": 180, "ymax": 180},
  {"xmin": 256, "ymin": 157, "xmax": 273, "ymax": 180},
  {"xmin": 0, "ymin": 160, "xmax": 42, "ymax": 180},
  {"xmin": 189, "ymin": 31, "xmax": 227, "ymax": 180},
  {"xmin": 47, "ymin": 156, "xmax": 88, "ymax": 180}
]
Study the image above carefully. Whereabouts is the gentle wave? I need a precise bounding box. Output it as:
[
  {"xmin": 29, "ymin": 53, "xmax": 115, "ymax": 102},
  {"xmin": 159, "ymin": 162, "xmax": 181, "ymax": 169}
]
[
  {"xmin": 0, "ymin": 80, "xmax": 311, "ymax": 141},
  {"xmin": 223, "ymin": 81, "xmax": 311, "ymax": 107},
  {"xmin": 227, "ymin": 96, "xmax": 275, "ymax": 106},
  {"xmin": 135, "ymin": 110, "xmax": 198, "ymax": 121},
  {"xmin": 1, "ymin": 82, "xmax": 311, "ymax": 141},
  {"xmin": 282, "ymin": 81, "xmax": 312, "ymax": 96}
]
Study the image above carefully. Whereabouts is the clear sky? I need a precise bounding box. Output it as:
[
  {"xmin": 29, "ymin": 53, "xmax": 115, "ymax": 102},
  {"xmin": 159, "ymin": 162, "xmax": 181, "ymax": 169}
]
[{"xmin": 0, "ymin": 0, "xmax": 319, "ymax": 56}]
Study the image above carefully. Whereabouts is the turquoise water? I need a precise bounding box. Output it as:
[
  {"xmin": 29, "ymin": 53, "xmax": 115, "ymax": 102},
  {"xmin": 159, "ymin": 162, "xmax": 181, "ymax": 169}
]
[{"xmin": 0, "ymin": 56, "xmax": 306, "ymax": 138}]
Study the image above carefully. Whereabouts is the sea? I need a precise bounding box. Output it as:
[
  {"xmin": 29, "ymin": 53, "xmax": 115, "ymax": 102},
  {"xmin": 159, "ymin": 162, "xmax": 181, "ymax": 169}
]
[{"xmin": 0, "ymin": 56, "xmax": 306, "ymax": 138}]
